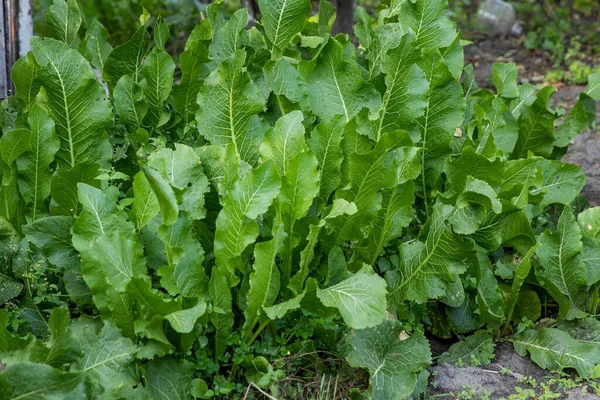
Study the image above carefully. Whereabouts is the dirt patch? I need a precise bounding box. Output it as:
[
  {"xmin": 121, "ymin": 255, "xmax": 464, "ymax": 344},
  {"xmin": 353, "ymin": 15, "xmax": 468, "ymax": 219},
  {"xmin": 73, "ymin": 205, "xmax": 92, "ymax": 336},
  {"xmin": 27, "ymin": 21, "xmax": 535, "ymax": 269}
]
[{"xmin": 427, "ymin": 342, "xmax": 600, "ymax": 399}]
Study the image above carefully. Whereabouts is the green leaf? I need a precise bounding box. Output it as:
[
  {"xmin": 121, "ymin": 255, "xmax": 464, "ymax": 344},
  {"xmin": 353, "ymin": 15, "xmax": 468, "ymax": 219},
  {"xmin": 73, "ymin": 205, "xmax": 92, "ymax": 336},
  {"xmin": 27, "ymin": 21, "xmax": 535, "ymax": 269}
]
[
  {"xmin": 0, "ymin": 363, "xmax": 81, "ymax": 399},
  {"xmin": 512, "ymin": 86, "xmax": 558, "ymax": 158},
  {"xmin": 586, "ymin": 72, "xmax": 600, "ymax": 101},
  {"xmin": 164, "ymin": 301, "xmax": 207, "ymax": 333},
  {"xmin": 532, "ymin": 160, "xmax": 585, "ymax": 208},
  {"xmin": 86, "ymin": 231, "xmax": 147, "ymax": 292},
  {"xmin": 242, "ymin": 224, "xmax": 286, "ymax": 339},
  {"xmin": 474, "ymin": 247, "xmax": 504, "ymax": 326},
  {"xmin": 510, "ymin": 328, "xmax": 600, "ymax": 378},
  {"xmin": 356, "ymin": 183, "xmax": 414, "ymax": 265},
  {"xmin": 258, "ymin": 0, "xmax": 310, "ymax": 59},
  {"xmin": 396, "ymin": 0, "xmax": 456, "ymax": 50},
  {"xmin": 79, "ymin": 20, "xmax": 112, "ymax": 71},
  {"xmin": 317, "ymin": 266, "xmax": 387, "ymax": 329},
  {"xmin": 260, "ymin": 110, "xmax": 307, "ymax": 176},
  {"xmin": 554, "ymin": 92, "xmax": 595, "ymax": 147},
  {"xmin": 336, "ymin": 132, "xmax": 416, "ymax": 241},
  {"xmin": 309, "ymin": 115, "xmax": 345, "ymax": 204},
  {"xmin": 417, "ymin": 48, "xmax": 464, "ymax": 191},
  {"xmin": 388, "ymin": 204, "xmax": 471, "ymax": 304},
  {"xmin": 376, "ymin": 32, "xmax": 428, "ymax": 141},
  {"xmin": 140, "ymin": 47, "xmax": 175, "ymax": 128},
  {"xmin": 157, "ymin": 213, "xmax": 208, "ymax": 299},
  {"xmin": 72, "ymin": 321, "xmax": 139, "ymax": 394},
  {"xmin": 263, "ymin": 291, "xmax": 306, "ymax": 320},
  {"xmin": 103, "ymin": 25, "xmax": 149, "ymax": 91},
  {"xmin": 492, "ymin": 63, "xmax": 518, "ymax": 99},
  {"xmin": 145, "ymin": 358, "xmax": 195, "ymax": 400},
  {"xmin": 196, "ymin": 51, "xmax": 266, "ymax": 165},
  {"xmin": 277, "ymin": 151, "xmax": 320, "ymax": 290},
  {"xmin": 148, "ymin": 144, "xmax": 210, "ymax": 221},
  {"xmin": 0, "ymin": 129, "xmax": 31, "ymax": 166},
  {"xmin": 263, "ymin": 59, "xmax": 309, "ymax": 109},
  {"xmin": 46, "ymin": 0, "xmax": 82, "ymax": 45},
  {"xmin": 11, "ymin": 53, "xmax": 40, "ymax": 115},
  {"xmin": 209, "ymin": 266, "xmax": 233, "ymax": 358},
  {"xmin": 305, "ymin": 38, "xmax": 381, "ymax": 121},
  {"xmin": 536, "ymin": 206, "xmax": 588, "ymax": 320},
  {"xmin": 214, "ymin": 161, "xmax": 280, "ymax": 276},
  {"xmin": 172, "ymin": 40, "xmax": 209, "ymax": 115},
  {"xmin": 448, "ymin": 177, "xmax": 502, "ymax": 235},
  {"xmin": 24, "ymin": 217, "xmax": 78, "ymax": 269},
  {"xmin": 131, "ymin": 171, "xmax": 159, "ymax": 230},
  {"xmin": 31, "ymin": 308, "xmax": 81, "ymax": 367},
  {"xmin": 31, "ymin": 37, "xmax": 112, "ymax": 169},
  {"xmin": 142, "ymin": 165, "xmax": 179, "ymax": 226},
  {"xmin": 578, "ymin": 207, "xmax": 600, "ymax": 239},
  {"xmin": 289, "ymin": 199, "xmax": 357, "ymax": 294},
  {"xmin": 345, "ymin": 320, "xmax": 432, "ymax": 400},
  {"xmin": 438, "ymin": 330, "xmax": 495, "ymax": 366},
  {"xmin": 557, "ymin": 318, "xmax": 600, "ymax": 348},
  {"xmin": 114, "ymin": 75, "xmax": 147, "ymax": 127},
  {"xmin": 0, "ymin": 274, "xmax": 23, "ymax": 304},
  {"xmin": 16, "ymin": 105, "xmax": 60, "ymax": 221},
  {"xmin": 208, "ymin": 8, "xmax": 248, "ymax": 63},
  {"xmin": 505, "ymin": 245, "xmax": 538, "ymax": 325},
  {"xmin": 49, "ymin": 162, "xmax": 100, "ymax": 216}
]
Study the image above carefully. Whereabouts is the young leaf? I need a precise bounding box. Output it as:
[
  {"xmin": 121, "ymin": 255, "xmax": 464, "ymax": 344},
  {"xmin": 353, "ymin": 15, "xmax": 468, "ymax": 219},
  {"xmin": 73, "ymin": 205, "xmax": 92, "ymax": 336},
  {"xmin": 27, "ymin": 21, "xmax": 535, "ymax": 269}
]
[
  {"xmin": 512, "ymin": 86, "xmax": 558, "ymax": 158},
  {"xmin": 505, "ymin": 245, "xmax": 538, "ymax": 326},
  {"xmin": 131, "ymin": 171, "xmax": 160, "ymax": 230},
  {"xmin": 46, "ymin": 0, "xmax": 82, "ymax": 45},
  {"xmin": 309, "ymin": 115, "xmax": 345, "ymax": 204},
  {"xmin": 345, "ymin": 320, "xmax": 432, "ymax": 400},
  {"xmin": 79, "ymin": 20, "xmax": 113, "ymax": 71},
  {"xmin": 259, "ymin": 110, "xmax": 307, "ymax": 176},
  {"xmin": 172, "ymin": 40, "xmax": 209, "ymax": 115},
  {"xmin": 396, "ymin": 0, "xmax": 456, "ymax": 50},
  {"xmin": 114, "ymin": 75, "xmax": 148, "ymax": 127},
  {"xmin": 11, "ymin": 53, "xmax": 40, "ymax": 116},
  {"xmin": 208, "ymin": 8, "xmax": 249, "ymax": 63}
]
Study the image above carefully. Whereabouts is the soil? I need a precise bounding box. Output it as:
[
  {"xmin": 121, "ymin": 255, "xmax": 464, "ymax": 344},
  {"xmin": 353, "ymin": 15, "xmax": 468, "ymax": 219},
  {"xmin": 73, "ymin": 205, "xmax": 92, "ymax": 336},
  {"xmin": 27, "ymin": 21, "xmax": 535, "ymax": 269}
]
[
  {"xmin": 427, "ymin": 342, "xmax": 599, "ymax": 399},
  {"xmin": 465, "ymin": 37, "xmax": 600, "ymax": 206}
]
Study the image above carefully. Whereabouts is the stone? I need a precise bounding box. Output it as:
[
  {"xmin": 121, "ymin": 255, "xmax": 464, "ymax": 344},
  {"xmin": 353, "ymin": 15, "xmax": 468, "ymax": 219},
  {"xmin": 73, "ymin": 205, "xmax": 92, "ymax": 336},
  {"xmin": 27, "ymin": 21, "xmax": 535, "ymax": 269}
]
[{"xmin": 475, "ymin": 0, "xmax": 519, "ymax": 36}]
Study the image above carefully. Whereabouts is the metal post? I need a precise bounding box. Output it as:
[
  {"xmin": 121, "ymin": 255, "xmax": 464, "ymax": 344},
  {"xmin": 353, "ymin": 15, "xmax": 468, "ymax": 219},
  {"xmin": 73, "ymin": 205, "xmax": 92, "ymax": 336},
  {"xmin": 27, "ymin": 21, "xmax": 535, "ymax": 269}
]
[{"xmin": 1, "ymin": 0, "xmax": 29, "ymax": 99}]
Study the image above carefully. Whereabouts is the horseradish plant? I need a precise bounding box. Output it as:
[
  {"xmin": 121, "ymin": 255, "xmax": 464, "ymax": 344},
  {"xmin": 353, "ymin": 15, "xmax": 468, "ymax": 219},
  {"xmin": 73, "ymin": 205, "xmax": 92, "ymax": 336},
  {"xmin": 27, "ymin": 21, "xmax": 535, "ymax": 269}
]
[{"xmin": 1, "ymin": 0, "xmax": 600, "ymax": 398}]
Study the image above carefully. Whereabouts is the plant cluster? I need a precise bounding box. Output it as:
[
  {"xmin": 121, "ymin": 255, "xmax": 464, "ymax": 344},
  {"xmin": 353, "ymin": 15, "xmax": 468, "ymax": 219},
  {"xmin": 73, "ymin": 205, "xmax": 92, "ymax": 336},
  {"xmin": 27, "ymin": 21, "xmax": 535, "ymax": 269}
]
[{"xmin": 1, "ymin": 0, "xmax": 600, "ymax": 399}]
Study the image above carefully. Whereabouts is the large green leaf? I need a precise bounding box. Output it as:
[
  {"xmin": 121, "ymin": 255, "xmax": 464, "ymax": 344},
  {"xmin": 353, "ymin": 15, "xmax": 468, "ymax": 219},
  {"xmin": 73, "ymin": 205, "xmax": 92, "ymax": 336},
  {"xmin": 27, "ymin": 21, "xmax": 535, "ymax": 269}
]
[
  {"xmin": 16, "ymin": 105, "xmax": 60, "ymax": 221},
  {"xmin": 309, "ymin": 115, "xmax": 345, "ymax": 204},
  {"xmin": 214, "ymin": 161, "xmax": 280, "ymax": 277},
  {"xmin": 31, "ymin": 37, "xmax": 112, "ymax": 169},
  {"xmin": 345, "ymin": 320, "xmax": 432, "ymax": 400},
  {"xmin": 196, "ymin": 51, "xmax": 266, "ymax": 164},
  {"xmin": 11, "ymin": 53, "xmax": 40, "ymax": 116},
  {"xmin": 512, "ymin": 86, "xmax": 558, "ymax": 158},
  {"xmin": 388, "ymin": 204, "xmax": 471, "ymax": 304},
  {"xmin": 258, "ymin": 0, "xmax": 310, "ymax": 59},
  {"xmin": 376, "ymin": 33, "xmax": 428, "ymax": 141},
  {"xmin": 535, "ymin": 206, "xmax": 588, "ymax": 320},
  {"xmin": 242, "ymin": 224, "xmax": 286, "ymax": 340},
  {"xmin": 172, "ymin": 40, "xmax": 209, "ymax": 115},
  {"xmin": 260, "ymin": 110, "xmax": 307, "ymax": 176},
  {"xmin": 0, "ymin": 363, "xmax": 81, "ymax": 399},
  {"xmin": 145, "ymin": 358, "xmax": 195, "ymax": 400},
  {"xmin": 438, "ymin": 330, "xmax": 495, "ymax": 366},
  {"xmin": 317, "ymin": 266, "xmax": 387, "ymax": 329},
  {"xmin": 140, "ymin": 47, "xmax": 175, "ymax": 128},
  {"xmin": 510, "ymin": 328, "xmax": 600, "ymax": 379},
  {"xmin": 304, "ymin": 38, "xmax": 381, "ymax": 121},
  {"xmin": 395, "ymin": 0, "xmax": 456, "ymax": 50}
]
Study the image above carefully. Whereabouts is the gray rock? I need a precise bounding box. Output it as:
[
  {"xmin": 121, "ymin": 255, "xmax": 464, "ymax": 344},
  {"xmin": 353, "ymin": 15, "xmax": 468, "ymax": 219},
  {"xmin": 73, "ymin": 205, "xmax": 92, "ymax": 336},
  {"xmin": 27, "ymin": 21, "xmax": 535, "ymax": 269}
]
[{"xmin": 475, "ymin": 0, "xmax": 519, "ymax": 36}]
